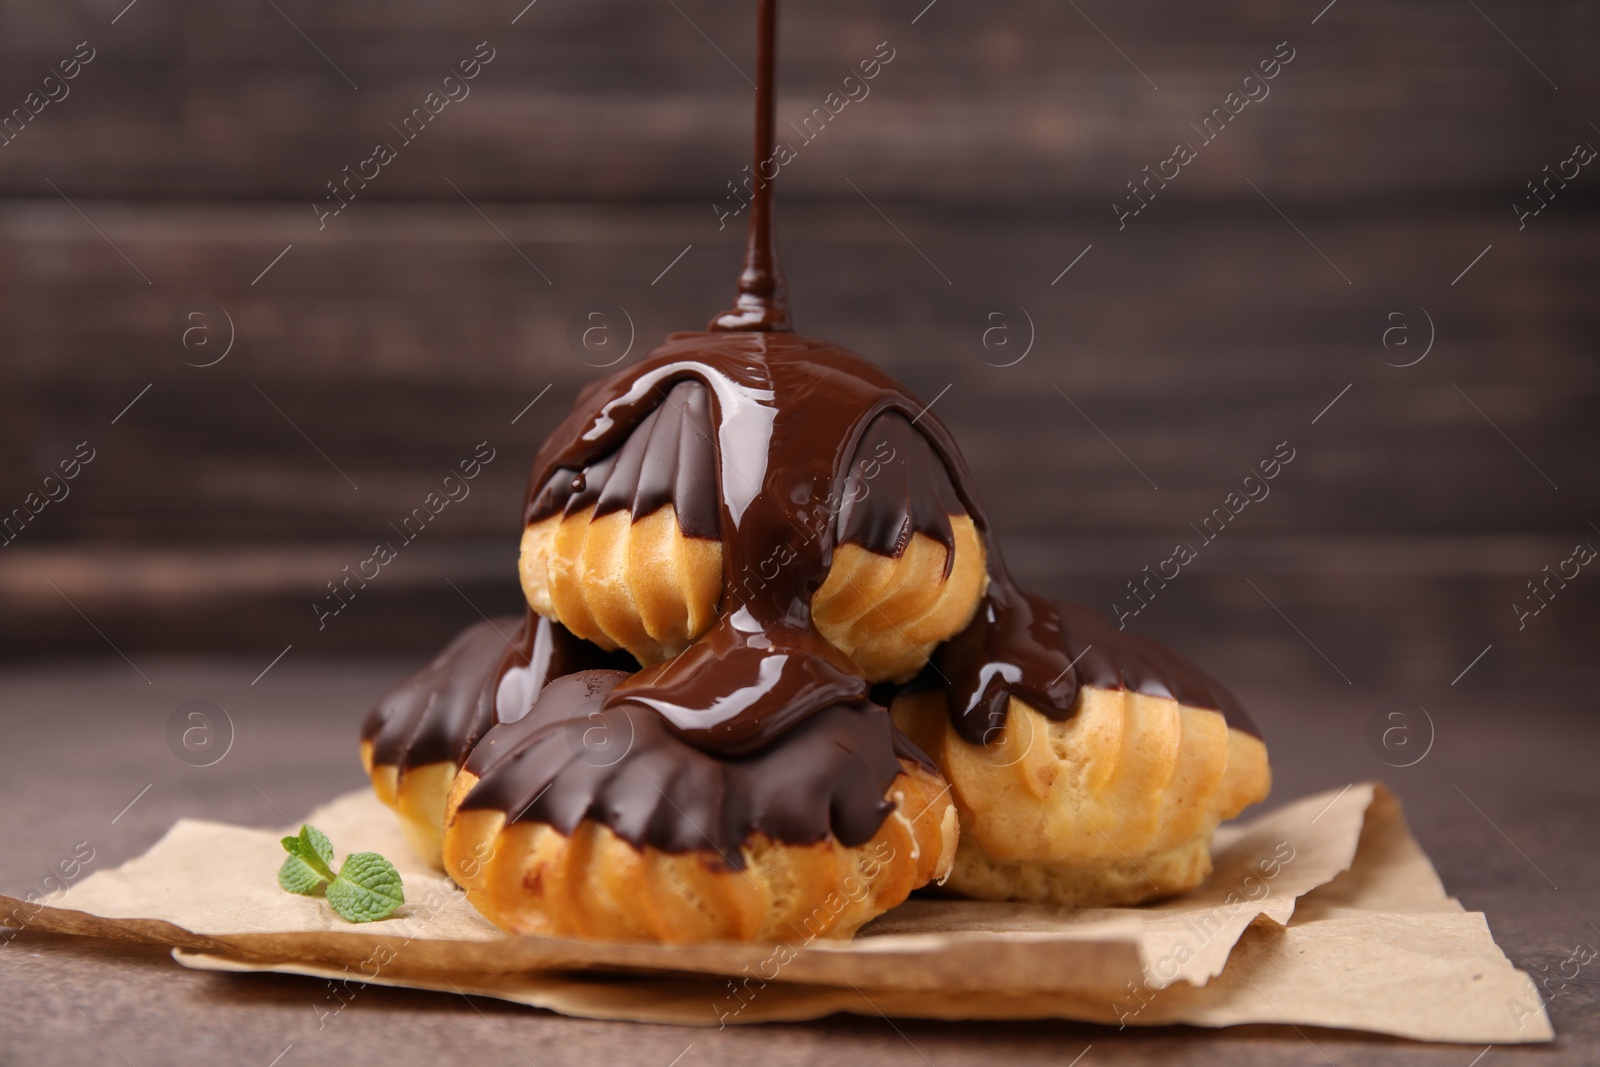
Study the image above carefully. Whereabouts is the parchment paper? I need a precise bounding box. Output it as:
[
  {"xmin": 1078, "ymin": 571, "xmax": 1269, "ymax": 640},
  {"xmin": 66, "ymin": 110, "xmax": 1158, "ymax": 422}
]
[{"xmin": 2, "ymin": 782, "xmax": 1552, "ymax": 1042}]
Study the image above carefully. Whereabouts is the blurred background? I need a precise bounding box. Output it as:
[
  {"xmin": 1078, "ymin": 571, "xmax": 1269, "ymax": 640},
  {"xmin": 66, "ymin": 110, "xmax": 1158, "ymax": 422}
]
[{"xmin": 1, "ymin": 0, "xmax": 1596, "ymax": 693}]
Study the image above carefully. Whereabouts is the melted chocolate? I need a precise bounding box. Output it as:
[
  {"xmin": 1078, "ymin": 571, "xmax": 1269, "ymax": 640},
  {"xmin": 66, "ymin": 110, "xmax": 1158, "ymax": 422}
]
[
  {"xmin": 934, "ymin": 588, "xmax": 1254, "ymax": 746},
  {"xmin": 527, "ymin": 379, "xmax": 719, "ymax": 539},
  {"xmin": 528, "ymin": 384, "xmax": 965, "ymax": 569},
  {"xmin": 517, "ymin": 331, "xmax": 1257, "ymax": 760},
  {"xmin": 709, "ymin": 0, "xmax": 789, "ymax": 333},
  {"xmin": 363, "ymin": 613, "xmax": 634, "ymax": 770},
  {"xmin": 838, "ymin": 413, "xmax": 966, "ymax": 571},
  {"xmin": 458, "ymin": 671, "xmax": 924, "ymax": 869}
]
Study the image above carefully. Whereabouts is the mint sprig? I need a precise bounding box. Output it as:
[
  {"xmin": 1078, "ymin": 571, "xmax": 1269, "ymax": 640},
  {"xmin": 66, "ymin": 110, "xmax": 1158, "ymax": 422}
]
[{"xmin": 277, "ymin": 825, "xmax": 404, "ymax": 923}]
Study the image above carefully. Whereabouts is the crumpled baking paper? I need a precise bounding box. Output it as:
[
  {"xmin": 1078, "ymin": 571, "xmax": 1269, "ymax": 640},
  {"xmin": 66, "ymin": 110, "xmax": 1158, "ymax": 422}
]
[{"xmin": 1, "ymin": 781, "xmax": 1552, "ymax": 1042}]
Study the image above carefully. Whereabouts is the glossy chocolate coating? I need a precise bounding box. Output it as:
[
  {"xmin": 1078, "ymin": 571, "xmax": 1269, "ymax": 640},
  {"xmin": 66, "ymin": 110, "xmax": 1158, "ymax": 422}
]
[
  {"xmin": 458, "ymin": 670, "xmax": 925, "ymax": 869},
  {"xmin": 525, "ymin": 386, "xmax": 967, "ymax": 569},
  {"xmin": 527, "ymin": 379, "xmax": 720, "ymax": 540},
  {"xmin": 838, "ymin": 412, "xmax": 966, "ymax": 570},
  {"xmin": 362, "ymin": 613, "xmax": 634, "ymax": 770},
  {"xmin": 934, "ymin": 587, "xmax": 1253, "ymax": 746}
]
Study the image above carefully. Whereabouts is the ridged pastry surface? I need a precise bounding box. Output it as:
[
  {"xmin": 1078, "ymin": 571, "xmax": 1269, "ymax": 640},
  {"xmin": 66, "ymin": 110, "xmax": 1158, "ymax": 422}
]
[
  {"xmin": 812, "ymin": 517, "xmax": 988, "ymax": 682},
  {"xmin": 443, "ymin": 762, "xmax": 956, "ymax": 942},
  {"xmin": 361, "ymin": 741, "xmax": 457, "ymax": 871},
  {"xmin": 520, "ymin": 505, "xmax": 987, "ymax": 679},
  {"xmin": 519, "ymin": 505, "xmax": 721, "ymax": 665},
  {"xmin": 892, "ymin": 687, "xmax": 1270, "ymax": 906}
]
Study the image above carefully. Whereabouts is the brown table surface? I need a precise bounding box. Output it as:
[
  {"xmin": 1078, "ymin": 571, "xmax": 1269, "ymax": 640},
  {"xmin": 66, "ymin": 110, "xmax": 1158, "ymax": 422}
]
[{"xmin": 1, "ymin": 658, "xmax": 1595, "ymax": 1066}]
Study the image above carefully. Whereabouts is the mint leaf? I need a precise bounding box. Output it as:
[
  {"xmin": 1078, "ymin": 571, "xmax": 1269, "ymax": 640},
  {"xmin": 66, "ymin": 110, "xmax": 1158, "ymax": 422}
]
[
  {"xmin": 279, "ymin": 826, "xmax": 337, "ymax": 884},
  {"xmin": 277, "ymin": 853, "xmax": 327, "ymax": 895},
  {"xmin": 297, "ymin": 825, "xmax": 337, "ymax": 874},
  {"xmin": 276, "ymin": 827, "xmax": 403, "ymax": 922},
  {"xmin": 325, "ymin": 852, "xmax": 405, "ymax": 923}
]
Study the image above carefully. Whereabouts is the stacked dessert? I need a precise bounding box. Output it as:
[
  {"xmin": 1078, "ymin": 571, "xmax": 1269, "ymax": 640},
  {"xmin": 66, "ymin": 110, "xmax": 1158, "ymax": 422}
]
[{"xmin": 360, "ymin": 0, "xmax": 1269, "ymax": 943}]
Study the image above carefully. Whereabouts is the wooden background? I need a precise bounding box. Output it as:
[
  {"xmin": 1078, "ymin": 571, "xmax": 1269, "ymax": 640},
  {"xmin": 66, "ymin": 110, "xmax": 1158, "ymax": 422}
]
[{"xmin": 1, "ymin": 0, "xmax": 1596, "ymax": 694}]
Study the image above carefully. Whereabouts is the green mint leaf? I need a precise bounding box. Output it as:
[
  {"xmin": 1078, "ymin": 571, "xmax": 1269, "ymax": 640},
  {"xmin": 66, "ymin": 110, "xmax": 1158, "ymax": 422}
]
[
  {"xmin": 298, "ymin": 825, "xmax": 337, "ymax": 871},
  {"xmin": 277, "ymin": 853, "xmax": 328, "ymax": 896},
  {"xmin": 275, "ymin": 827, "xmax": 403, "ymax": 922},
  {"xmin": 325, "ymin": 852, "xmax": 405, "ymax": 923},
  {"xmin": 279, "ymin": 825, "xmax": 337, "ymax": 883}
]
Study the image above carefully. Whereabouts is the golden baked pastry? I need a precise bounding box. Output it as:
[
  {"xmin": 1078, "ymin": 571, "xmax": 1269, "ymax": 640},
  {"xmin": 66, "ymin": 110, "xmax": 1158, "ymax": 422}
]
[
  {"xmin": 893, "ymin": 611, "xmax": 1270, "ymax": 907},
  {"xmin": 810, "ymin": 410, "xmax": 988, "ymax": 681},
  {"xmin": 519, "ymin": 380, "xmax": 723, "ymax": 665},
  {"xmin": 812, "ymin": 515, "xmax": 987, "ymax": 682},
  {"xmin": 441, "ymin": 671, "xmax": 957, "ymax": 942},
  {"xmin": 519, "ymin": 503, "xmax": 722, "ymax": 665}
]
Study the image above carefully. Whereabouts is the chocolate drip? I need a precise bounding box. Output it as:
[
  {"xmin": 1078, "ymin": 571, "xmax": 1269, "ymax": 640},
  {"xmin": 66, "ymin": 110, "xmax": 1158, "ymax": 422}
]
[
  {"xmin": 459, "ymin": 671, "xmax": 925, "ymax": 870},
  {"xmin": 363, "ymin": 617, "xmax": 511, "ymax": 770},
  {"xmin": 363, "ymin": 612, "xmax": 635, "ymax": 772},
  {"xmin": 619, "ymin": 613, "xmax": 870, "ymax": 756},
  {"xmin": 526, "ymin": 379, "xmax": 719, "ymax": 539},
  {"xmin": 838, "ymin": 412, "xmax": 965, "ymax": 569},
  {"xmin": 709, "ymin": 0, "xmax": 790, "ymax": 333},
  {"xmin": 934, "ymin": 587, "xmax": 1257, "ymax": 746}
]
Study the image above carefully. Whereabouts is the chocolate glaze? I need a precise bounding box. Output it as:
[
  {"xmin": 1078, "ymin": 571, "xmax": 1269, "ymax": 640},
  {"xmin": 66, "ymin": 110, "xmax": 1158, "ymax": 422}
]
[
  {"xmin": 362, "ymin": 613, "xmax": 634, "ymax": 771},
  {"xmin": 933, "ymin": 588, "xmax": 1253, "ymax": 746},
  {"xmin": 527, "ymin": 379, "xmax": 719, "ymax": 539},
  {"xmin": 364, "ymin": 0, "xmax": 1259, "ymax": 863},
  {"xmin": 838, "ymin": 413, "xmax": 966, "ymax": 573},
  {"xmin": 525, "ymin": 381, "xmax": 964, "ymax": 566},
  {"xmin": 458, "ymin": 670, "xmax": 926, "ymax": 869}
]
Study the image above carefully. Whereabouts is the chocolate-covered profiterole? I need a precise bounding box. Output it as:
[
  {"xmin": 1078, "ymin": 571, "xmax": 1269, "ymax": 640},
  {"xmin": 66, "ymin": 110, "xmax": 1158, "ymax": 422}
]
[
  {"xmin": 365, "ymin": 0, "xmax": 1257, "ymax": 880},
  {"xmin": 457, "ymin": 670, "xmax": 927, "ymax": 865}
]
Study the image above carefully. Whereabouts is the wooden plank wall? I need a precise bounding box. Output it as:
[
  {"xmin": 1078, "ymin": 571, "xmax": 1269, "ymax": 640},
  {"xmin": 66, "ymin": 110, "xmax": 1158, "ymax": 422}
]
[{"xmin": 0, "ymin": 0, "xmax": 1595, "ymax": 694}]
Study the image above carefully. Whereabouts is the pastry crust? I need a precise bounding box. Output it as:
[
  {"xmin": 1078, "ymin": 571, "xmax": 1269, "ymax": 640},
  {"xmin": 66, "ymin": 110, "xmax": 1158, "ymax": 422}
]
[
  {"xmin": 360, "ymin": 739, "xmax": 457, "ymax": 871},
  {"xmin": 891, "ymin": 688, "xmax": 1270, "ymax": 907},
  {"xmin": 812, "ymin": 516, "xmax": 989, "ymax": 683},
  {"xmin": 520, "ymin": 504, "xmax": 987, "ymax": 682},
  {"xmin": 441, "ymin": 760, "xmax": 958, "ymax": 942},
  {"xmin": 520, "ymin": 505, "xmax": 722, "ymax": 666}
]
